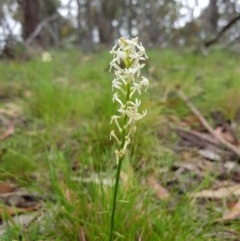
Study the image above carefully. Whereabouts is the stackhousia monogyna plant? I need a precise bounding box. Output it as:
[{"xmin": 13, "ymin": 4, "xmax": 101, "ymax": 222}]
[{"xmin": 109, "ymin": 37, "xmax": 149, "ymax": 241}]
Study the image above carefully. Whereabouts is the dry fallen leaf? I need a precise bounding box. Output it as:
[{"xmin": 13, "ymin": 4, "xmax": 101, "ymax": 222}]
[
  {"xmin": 0, "ymin": 183, "xmax": 16, "ymax": 194},
  {"xmin": 191, "ymin": 184, "xmax": 240, "ymax": 199},
  {"xmin": 214, "ymin": 124, "xmax": 238, "ymax": 145},
  {"xmin": 148, "ymin": 176, "xmax": 169, "ymax": 200},
  {"xmin": 0, "ymin": 121, "xmax": 15, "ymax": 141},
  {"xmin": 0, "ymin": 183, "xmax": 42, "ymax": 223},
  {"xmin": 0, "ymin": 209, "xmax": 44, "ymax": 237},
  {"xmin": 0, "ymin": 204, "xmax": 22, "ymax": 217},
  {"xmin": 216, "ymin": 199, "xmax": 240, "ymax": 222},
  {"xmin": 0, "ymin": 203, "xmax": 41, "ymax": 219}
]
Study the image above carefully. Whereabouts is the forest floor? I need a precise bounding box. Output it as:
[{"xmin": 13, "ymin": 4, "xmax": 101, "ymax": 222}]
[{"xmin": 0, "ymin": 47, "xmax": 240, "ymax": 240}]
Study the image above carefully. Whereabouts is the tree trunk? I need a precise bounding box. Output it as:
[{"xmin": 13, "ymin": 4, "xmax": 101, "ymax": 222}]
[
  {"xmin": 22, "ymin": 0, "xmax": 41, "ymax": 41},
  {"xmin": 208, "ymin": 0, "xmax": 218, "ymax": 34},
  {"xmin": 96, "ymin": 0, "xmax": 116, "ymax": 45}
]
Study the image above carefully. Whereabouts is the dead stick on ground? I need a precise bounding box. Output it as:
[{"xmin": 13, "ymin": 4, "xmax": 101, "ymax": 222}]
[
  {"xmin": 0, "ymin": 121, "xmax": 14, "ymax": 141},
  {"xmin": 176, "ymin": 88, "xmax": 240, "ymax": 157}
]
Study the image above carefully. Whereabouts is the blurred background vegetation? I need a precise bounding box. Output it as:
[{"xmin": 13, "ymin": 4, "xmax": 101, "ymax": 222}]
[{"xmin": 0, "ymin": 0, "xmax": 240, "ymax": 55}]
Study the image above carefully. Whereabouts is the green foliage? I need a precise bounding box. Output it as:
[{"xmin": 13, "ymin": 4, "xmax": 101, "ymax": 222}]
[{"xmin": 0, "ymin": 49, "xmax": 240, "ymax": 240}]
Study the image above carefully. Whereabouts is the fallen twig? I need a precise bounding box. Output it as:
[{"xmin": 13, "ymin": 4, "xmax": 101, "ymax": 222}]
[
  {"xmin": 0, "ymin": 121, "xmax": 14, "ymax": 141},
  {"xmin": 25, "ymin": 14, "xmax": 58, "ymax": 46},
  {"xmin": 176, "ymin": 88, "xmax": 240, "ymax": 157},
  {"xmin": 174, "ymin": 127, "xmax": 233, "ymax": 161},
  {"xmin": 204, "ymin": 14, "xmax": 240, "ymax": 48},
  {"xmin": 175, "ymin": 127, "xmax": 221, "ymax": 148}
]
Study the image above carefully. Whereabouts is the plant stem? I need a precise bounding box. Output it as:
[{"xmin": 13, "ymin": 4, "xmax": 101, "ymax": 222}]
[
  {"xmin": 109, "ymin": 156, "xmax": 123, "ymax": 241},
  {"xmin": 109, "ymin": 74, "xmax": 130, "ymax": 241}
]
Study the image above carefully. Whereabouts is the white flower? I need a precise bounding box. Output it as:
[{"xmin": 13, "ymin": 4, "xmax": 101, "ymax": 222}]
[
  {"xmin": 112, "ymin": 93, "xmax": 124, "ymax": 106},
  {"xmin": 130, "ymin": 77, "xmax": 149, "ymax": 97},
  {"xmin": 110, "ymin": 130, "xmax": 121, "ymax": 144},
  {"xmin": 118, "ymin": 107, "xmax": 147, "ymax": 128},
  {"xmin": 110, "ymin": 37, "xmax": 149, "ymax": 161},
  {"xmin": 41, "ymin": 51, "xmax": 52, "ymax": 62},
  {"xmin": 110, "ymin": 115, "xmax": 122, "ymax": 132}
]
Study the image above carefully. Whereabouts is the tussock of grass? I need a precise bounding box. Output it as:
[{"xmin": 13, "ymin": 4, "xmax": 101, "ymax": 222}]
[{"xmin": 0, "ymin": 49, "xmax": 240, "ymax": 240}]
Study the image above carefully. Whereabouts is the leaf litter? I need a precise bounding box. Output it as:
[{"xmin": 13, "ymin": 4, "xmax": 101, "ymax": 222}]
[
  {"xmin": 0, "ymin": 182, "xmax": 43, "ymax": 235},
  {"xmin": 0, "ymin": 100, "xmax": 45, "ymax": 236},
  {"xmin": 170, "ymin": 88, "xmax": 240, "ymax": 233}
]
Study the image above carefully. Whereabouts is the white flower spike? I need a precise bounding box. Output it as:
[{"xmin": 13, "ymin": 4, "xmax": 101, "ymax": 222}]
[{"xmin": 110, "ymin": 37, "xmax": 149, "ymax": 162}]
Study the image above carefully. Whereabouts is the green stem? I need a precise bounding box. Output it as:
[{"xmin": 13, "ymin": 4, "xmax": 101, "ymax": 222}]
[
  {"xmin": 109, "ymin": 82, "xmax": 130, "ymax": 241},
  {"xmin": 108, "ymin": 156, "xmax": 123, "ymax": 241}
]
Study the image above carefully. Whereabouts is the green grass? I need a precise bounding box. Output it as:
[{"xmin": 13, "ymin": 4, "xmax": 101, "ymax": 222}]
[{"xmin": 0, "ymin": 48, "xmax": 240, "ymax": 240}]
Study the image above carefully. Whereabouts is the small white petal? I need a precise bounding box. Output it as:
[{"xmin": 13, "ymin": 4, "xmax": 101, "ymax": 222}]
[
  {"xmin": 110, "ymin": 115, "xmax": 123, "ymax": 132},
  {"xmin": 112, "ymin": 93, "xmax": 124, "ymax": 106},
  {"xmin": 110, "ymin": 130, "xmax": 121, "ymax": 144}
]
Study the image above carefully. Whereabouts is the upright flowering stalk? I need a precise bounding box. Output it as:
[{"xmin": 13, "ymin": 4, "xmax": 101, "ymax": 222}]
[{"xmin": 109, "ymin": 37, "xmax": 149, "ymax": 241}]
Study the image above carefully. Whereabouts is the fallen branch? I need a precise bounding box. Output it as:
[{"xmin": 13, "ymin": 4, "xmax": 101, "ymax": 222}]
[
  {"xmin": 174, "ymin": 127, "xmax": 221, "ymax": 149},
  {"xmin": 204, "ymin": 14, "xmax": 240, "ymax": 48},
  {"xmin": 176, "ymin": 88, "xmax": 240, "ymax": 157},
  {"xmin": 174, "ymin": 127, "xmax": 234, "ymax": 161},
  {"xmin": 25, "ymin": 14, "xmax": 58, "ymax": 46}
]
